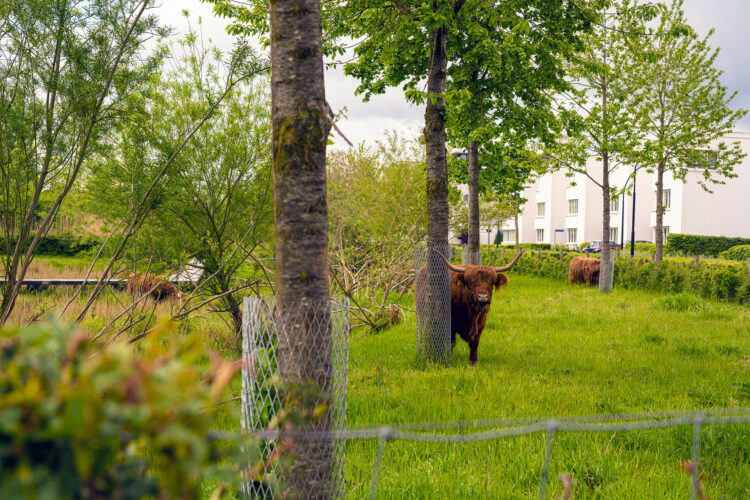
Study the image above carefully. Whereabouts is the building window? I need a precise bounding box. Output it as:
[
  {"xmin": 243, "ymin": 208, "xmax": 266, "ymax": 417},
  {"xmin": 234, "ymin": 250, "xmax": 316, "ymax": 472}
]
[
  {"xmin": 504, "ymin": 229, "xmax": 516, "ymax": 243},
  {"xmin": 567, "ymin": 228, "xmax": 577, "ymax": 243},
  {"xmin": 568, "ymin": 199, "xmax": 578, "ymax": 215},
  {"xmin": 610, "ymin": 196, "xmax": 619, "ymax": 213},
  {"xmin": 663, "ymin": 226, "xmax": 670, "ymax": 239},
  {"xmin": 537, "ymin": 202, "xmax": 545, "ymax": 217},
  {"xmin": 610, "ymin": 227, "xmax": 618, "ymax": 243},
  {"xmin": 655, "ymin": 189, "xmax": 671, "ymax": 211},
  {"xmin": 536, "ymin": 229, "xmax": 544, "ymax": 242}
]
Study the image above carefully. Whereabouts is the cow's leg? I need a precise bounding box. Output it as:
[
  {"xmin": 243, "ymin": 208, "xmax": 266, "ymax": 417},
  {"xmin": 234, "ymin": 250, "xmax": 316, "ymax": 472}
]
[{"xmin": 468, "ymin": 341, "xmax": 479, "ymax": 365}]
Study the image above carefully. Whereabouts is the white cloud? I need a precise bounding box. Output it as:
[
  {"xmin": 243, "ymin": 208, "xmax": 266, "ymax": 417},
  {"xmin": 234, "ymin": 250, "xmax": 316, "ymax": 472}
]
[{"xmin": 158, "ymin": 0, "xmax": 750, "ymax": 142}]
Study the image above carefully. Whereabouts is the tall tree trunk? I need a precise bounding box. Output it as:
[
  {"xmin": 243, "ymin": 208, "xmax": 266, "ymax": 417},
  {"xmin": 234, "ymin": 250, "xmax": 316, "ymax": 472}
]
[
  {"xmin": 269, "ymin": 0, "xmax": 333, "ymax": 496},
  {"xmin": 655, "ymin": 160, "xmax": 664, "ymax": 262},
  {"xmin": 600, "ymin": 152, "xmax": 613, "ymax": 293},
  {"xmin": 514, "ymin": 193, "xmax": 520, "ymax": 253},
  {"xmin": 467, "ymin": 141, "xmax": 480, "ymax": 264},
  {"xmin": 422, "ymin": 23, "xmax": 451, "ymax": 361}
]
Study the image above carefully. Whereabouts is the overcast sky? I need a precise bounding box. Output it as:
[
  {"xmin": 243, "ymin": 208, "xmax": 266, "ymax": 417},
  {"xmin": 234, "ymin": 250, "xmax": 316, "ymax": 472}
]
[{"xmin": 157, "ymin": 0, "xmax": 750, "ymax": 148}]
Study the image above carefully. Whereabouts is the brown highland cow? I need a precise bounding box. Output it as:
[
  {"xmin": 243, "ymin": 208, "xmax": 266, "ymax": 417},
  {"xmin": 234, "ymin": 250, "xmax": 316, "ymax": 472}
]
[
  {"xmin": 417, "ymin": 249, "xmax": 526, "ymax": 365},
  {"xmin": 568, "ymin": 256, "xmax": 601, "ymax": 286},
  {"xmin": 126, "ymin": 273, "xmax": 183, "ymax": 302}
]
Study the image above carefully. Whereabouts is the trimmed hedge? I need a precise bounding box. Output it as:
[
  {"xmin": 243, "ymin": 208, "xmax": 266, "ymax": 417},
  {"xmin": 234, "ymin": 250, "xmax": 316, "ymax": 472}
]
[
  {"xmin": 479, "ymin": 248, "xmax": 750, "ymax": 306},
  {"xmin": 666, "ymin": 233, "xmax": 750, "ymax": 257},
  {"xmin": 500, "ymin": 243, "xmax": 552, "ymax": 250},
  {"xmin": 719, "ymin": 245, "xmax": 750, "ymax": 262},
  {"xmin": 0, "ymin": 234, "xmax": 100, "ymax": 256}
]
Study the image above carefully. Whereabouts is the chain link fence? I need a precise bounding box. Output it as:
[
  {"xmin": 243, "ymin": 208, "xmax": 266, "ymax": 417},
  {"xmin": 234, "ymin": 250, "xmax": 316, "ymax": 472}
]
[
  {"xmin": 241, "ymin": 296, "xmax": 349, "ymax": 499},
  {"xmin": 414, "ymin": 243, "xmax": 453, "ymax": 364}
]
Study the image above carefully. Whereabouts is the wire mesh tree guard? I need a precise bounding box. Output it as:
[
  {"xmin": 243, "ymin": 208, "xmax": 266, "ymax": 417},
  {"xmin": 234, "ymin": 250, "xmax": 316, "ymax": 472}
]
[
  {"xmin": 241, "ymin": 296, "xmax": 349, "ymax": 499},
  {"xmin": 414, "ymin": 243, "xmax": 453, "ymax": 364}
]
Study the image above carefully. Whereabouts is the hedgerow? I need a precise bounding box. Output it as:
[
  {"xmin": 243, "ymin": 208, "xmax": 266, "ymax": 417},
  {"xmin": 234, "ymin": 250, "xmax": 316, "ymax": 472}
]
[
  {"xmin": 477, "ymin": 248, "xmax": 750, "ymax": 306},
  {"xmin": 666, "ymin": 233, "xmax": 750, "ymax": 257}
]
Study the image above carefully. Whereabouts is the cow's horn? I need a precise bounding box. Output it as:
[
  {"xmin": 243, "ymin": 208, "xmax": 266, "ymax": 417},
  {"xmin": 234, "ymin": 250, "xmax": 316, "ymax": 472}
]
[
  {"xmin": 494, "ymin": 249, "xmax": 527, "ymax": 272},
  {"xmin": 432, "ymin": 249, "xmax": 466, "ymax": 273}
]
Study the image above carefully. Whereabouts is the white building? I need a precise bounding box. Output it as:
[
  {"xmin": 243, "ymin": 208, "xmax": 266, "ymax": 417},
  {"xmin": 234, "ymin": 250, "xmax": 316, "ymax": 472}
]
[{"xmin": 455, "ymin": 131, "xmax": 750, "ymax": 248}]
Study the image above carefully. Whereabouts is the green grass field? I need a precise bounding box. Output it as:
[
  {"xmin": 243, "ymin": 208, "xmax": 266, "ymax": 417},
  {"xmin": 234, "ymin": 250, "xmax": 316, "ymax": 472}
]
[{"xmin": 344, "ymin": 276, "xmax": 750, "ymax": 498}]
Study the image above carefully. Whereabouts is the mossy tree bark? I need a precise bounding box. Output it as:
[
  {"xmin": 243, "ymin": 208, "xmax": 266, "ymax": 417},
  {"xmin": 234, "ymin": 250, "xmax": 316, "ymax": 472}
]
[
  {"xmin": 466, "ymin": 140, "xmax": 481, "ymax": 265},
  {"xmin": 423, "ymin": 24, "xmax": 452, "ymax": 362},
  {"xmin": 269, "ymin": 0, "xmax": 333, "ymax": 496}
]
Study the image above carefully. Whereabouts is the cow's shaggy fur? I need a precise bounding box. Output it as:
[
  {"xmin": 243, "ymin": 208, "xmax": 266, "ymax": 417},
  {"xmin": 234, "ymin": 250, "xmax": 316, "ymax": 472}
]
[
  {"xmin": 126, "ymin": 273, "xmax": 183, "ymax": 302},
  {"xmin": 568, "ymin": 256, "xmax": 601, "ymax": 286},
  {"xmin": 416, "ymin": 264, "xmax": 510, "ymax": 365}
]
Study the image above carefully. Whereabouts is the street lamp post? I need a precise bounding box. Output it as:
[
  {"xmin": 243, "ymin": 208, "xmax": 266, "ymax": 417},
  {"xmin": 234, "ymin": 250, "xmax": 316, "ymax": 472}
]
[{"xmin": 619, "ymin": 164, "xmax": 640, "ymax": 257}]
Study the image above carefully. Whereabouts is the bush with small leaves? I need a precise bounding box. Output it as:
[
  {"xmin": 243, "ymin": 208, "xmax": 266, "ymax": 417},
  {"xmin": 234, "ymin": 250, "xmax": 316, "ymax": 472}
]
[{"xmin": 0, "ymin": 319, "xmax": 254, "ymax": 500}]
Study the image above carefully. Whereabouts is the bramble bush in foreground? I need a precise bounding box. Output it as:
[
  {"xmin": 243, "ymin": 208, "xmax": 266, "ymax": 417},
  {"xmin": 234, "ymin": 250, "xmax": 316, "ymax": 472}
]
[{"xmin": 0, "ymin": 319, "xmax": 252, "ymax": 500}]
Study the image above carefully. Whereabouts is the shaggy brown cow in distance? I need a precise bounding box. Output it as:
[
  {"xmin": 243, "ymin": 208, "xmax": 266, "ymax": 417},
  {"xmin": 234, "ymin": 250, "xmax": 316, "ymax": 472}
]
[
  {"xmin": 418, "ymin": 249, "xmax": 525, "ymax": 365},
  {"xmin": 126, "ymin": 273, "xmax": 184, "ymax": 302},
  {"xmin": 568, "ymin": 256, "xmax": 600, "ymax": 286}
]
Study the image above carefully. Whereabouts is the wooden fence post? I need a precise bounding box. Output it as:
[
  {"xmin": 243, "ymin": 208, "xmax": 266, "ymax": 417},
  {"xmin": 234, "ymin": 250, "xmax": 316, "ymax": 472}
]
[
  {"xmin": 747, "ymin": 258, "xmax": 750, "ymax": 279},
  {"xmin": 585, "ymin": 249, "xmax": 590, "ymax": 258},
  {"xmin": 694, "ymin": 255, "xmax": 700, "ymax": 266},
  {"xmin": 559, "ymin": 248, "xmax": 564, "ymax": 262},
  {"xmin": 538, "ymin": 248, "xmax": 542, "ymax": 261},
  {"xmin": 502, "ymin": 247, "xmax": 506, "ymax": 258}
]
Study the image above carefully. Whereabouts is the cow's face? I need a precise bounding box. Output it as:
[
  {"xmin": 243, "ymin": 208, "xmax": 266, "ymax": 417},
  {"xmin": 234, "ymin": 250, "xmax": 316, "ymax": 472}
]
[{"xmin": 456, "ymin": 266, "xmax": 509, "ymax": 306}]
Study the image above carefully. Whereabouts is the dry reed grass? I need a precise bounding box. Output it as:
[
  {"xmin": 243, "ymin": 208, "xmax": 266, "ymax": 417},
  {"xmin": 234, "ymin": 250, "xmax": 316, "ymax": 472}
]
[{"xmin": 23, "ymin": 259, "xmax": 103, "ymax": 279}]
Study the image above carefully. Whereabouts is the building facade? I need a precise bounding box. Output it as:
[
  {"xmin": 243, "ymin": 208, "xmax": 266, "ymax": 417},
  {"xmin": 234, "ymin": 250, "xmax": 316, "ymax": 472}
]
[{"xmin": 454, "ymin": 131, "xmax": 750, "ymax": 248}]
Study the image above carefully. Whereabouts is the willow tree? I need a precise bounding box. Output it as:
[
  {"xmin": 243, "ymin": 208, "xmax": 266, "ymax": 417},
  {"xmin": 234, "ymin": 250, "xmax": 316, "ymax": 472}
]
[
  {"xmin": 630, "ymin": 0, "xmax": 746, "ymax": 261},
  {"xmin": 0, "ymin": 0, "xmax": 164, "ymax": 322}
]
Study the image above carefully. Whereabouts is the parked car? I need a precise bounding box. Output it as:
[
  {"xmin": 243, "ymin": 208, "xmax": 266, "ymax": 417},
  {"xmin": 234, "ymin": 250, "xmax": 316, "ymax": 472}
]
[{"xmin": 583, "ymin": 240, "xmax": 621, "ymax": 253}]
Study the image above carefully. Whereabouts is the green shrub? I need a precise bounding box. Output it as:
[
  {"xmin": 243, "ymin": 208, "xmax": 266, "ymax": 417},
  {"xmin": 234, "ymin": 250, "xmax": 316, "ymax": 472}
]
[
  {"xmin": 633, "ymin": 242, "xmax": 656, "ymax": 254},
  {"xmin": 579, "ymin": 242, "xmax": 591, "ymax": 252},
  {"xmin": 0, "ymin": 234, "xmax": 100, "ymax": 256},
  {"xmin": 0, "ymin": 320, "xmax": 253, "ymax": 499},
  {"xmin": 719, "ymin": 245, "xmax": 750, "ymax": 261},
  {"xmin": 666, "ymin": 233, "xmax": 750, "ymax": 257}
]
